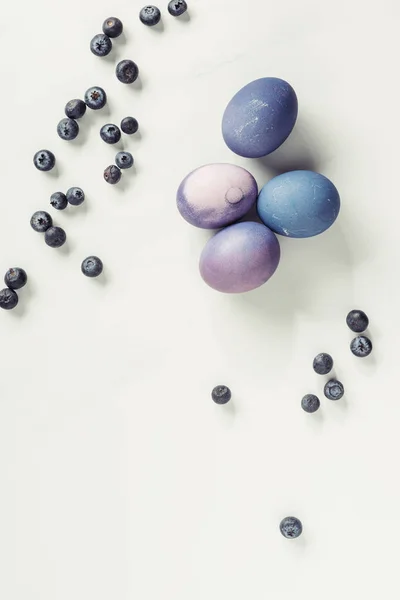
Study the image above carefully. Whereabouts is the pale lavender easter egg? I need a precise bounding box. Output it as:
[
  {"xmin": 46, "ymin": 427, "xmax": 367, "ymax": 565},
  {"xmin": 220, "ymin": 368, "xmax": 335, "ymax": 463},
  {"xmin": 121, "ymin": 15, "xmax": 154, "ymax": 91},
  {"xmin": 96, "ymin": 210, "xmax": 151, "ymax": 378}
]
[
  {"xmin": 177, "ymin": 163, "xmax": 258, "ymax": 229},
  {"xmin": 199, "ymin": 221, "xmax": 281, "ymax": 293}
]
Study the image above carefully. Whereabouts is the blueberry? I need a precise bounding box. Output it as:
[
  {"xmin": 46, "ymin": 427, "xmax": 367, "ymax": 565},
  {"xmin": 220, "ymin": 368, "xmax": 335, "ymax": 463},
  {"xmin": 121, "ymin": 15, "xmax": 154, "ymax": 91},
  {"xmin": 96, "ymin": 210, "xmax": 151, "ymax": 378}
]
[
  {"xmin": 350, "ymin": 335, "xmax": 373, "ymax": 358},
  {"xmin": 211, "ymin": 385, "xmax": 231, "ymax": 405},
  {"xmin": 57, "ymin": 117, "xmax": 79, "ymax": 141},
  {"xmin": 50, "ymin": 191, "xmax": 68, "ymax": 210},
  {"xmin": 116, "ymin": 59, "xmax": 139, "ymax": 84},
  {"xmin": 90, "ymin": 33, "xmax": 112, "ymax": 57},
  {"xmin": 102, "ymin": 17, "xmax": 123, "ymax": 38},
  {"xmin": 84, "ymin": 86, "xmax": 107, "ymax": 110},
  {"xmin": 0, "ymin": 288, "xmax": 18, "ymax": 310},
  {"xmin": 104, "ymin": 165, "xmax": 121, "ymax": 184},
  {"xmin": 115, "ymin": 151, "xmax": 134, "ymax": 169},
  {"xmin": 81, "ymin": 256, "xmax": 103, "ymax": 278},
  {"xmin": 65, "ymin": 99, "xmax": 86, "ymax": 120},
  {"xmin": 121, "ymin": 116, "xmax": 139, "ymax": 135},
  {"xmin": 30, "ymin": 210, "xmax": 52, "ymax": 232},
  {"xmin": 280, "ymin": 517, "xmax": 302, "ymax": 539},
  {"xmin": 346, "ymin": 309, "xmax": 369, "ymax": 333},
  {"xmin": 324, "ymin": 379, "xmax": 344, "ymax": 401},
  {"xmin": 66, "ymin": 187, "xmax": 85, "ymax": 206},
  {"xmin": 139, "ymin": 5, "xmax": 161, "ymax": 25},
  {"xmin": 168, "ymin": 0, "xmax": 188, "ymax": 16},
  {"xmin": 4, "ymin": 268, "xmax": 27, "ymax": 290},
  {"xmin": 45, "ymin": 226, "xmax": 66, "ymax": 248},
  {"xmin": 313, "ymin": 353, "xmax": 333, "ymax": 375},
  {"xmin": 100, "ymin": 124, "xmax": 121, "ymax": 144},
  {"xmin": 33, "ymin": 149, "xmax": 55, "ymax": 172},
  {"xmin": 301, "ymin": 394, "xmax": 320, "ymax": 413}
]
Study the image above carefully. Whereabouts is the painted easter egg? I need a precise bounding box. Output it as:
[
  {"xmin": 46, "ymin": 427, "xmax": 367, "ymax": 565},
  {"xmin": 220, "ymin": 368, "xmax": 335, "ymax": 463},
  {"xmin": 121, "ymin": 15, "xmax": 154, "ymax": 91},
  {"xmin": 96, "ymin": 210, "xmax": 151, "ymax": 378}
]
[
  {"xmin": 257, "ymin": 170, "xmax": 340, "ymax": 238},
  {"xmin": 177, "ymin": 163, "xmax": 258, "ymax": 229},
  {"xmin": 222, "ymin": 77, "xmax": 298, "ymax": 158},
  {"xmin": 199, "ymin": 221, "xmax": 280, "ymax": 293}
]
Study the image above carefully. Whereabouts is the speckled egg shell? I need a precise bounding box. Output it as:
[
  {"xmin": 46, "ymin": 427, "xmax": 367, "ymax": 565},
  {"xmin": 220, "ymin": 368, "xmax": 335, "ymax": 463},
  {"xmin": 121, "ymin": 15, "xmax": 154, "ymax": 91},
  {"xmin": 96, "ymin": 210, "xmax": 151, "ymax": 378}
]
[
  {"xmin": 257, "ymin": 170, "xmax": 340, "ymax": 238},
  {"xmin": 176, "ymin": 163, "xmax": 258, "ymax": 229},
  {"xmin": 222, "ymin": 77, "xmax": 298, "ymax": 158},
  {"xmin": 199, "ymin": 221, "xmax": 280, "ymax": 293}
]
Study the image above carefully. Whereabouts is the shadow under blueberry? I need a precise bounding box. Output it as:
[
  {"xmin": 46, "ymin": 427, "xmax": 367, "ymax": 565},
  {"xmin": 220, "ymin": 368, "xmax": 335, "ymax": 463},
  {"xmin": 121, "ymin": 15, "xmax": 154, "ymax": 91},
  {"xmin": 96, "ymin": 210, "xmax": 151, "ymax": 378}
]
[
  {"xmin": 149, "ymin": 19, "xmax": 164, "ymax": 32},
  {"xmin": 129, "ymin": 76, "xmax": 143, "ymax": 92},
  {"xmin": 176, "ymin": 11, "xmax": 191, "ymax": 22}
]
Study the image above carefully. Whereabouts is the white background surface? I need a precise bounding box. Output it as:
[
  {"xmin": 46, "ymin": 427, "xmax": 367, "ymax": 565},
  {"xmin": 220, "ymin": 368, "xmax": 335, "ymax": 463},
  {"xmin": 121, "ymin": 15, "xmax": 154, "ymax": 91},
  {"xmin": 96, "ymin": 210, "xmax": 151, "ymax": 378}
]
[{"xmin": 1, "ymin": 0, "xmax": 399, "ymax": 598}]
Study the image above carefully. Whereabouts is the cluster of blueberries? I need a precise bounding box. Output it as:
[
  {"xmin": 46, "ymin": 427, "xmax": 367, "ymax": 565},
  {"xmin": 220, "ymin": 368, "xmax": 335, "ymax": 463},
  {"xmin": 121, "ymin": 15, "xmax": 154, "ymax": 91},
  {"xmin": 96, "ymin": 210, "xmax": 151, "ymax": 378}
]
[
  {"xmin": 139, "ymin": 2, "xmax": 188, "ymax": 26},
  {"xmin": 0, "ymin": 268, "xmax": 28, "ymax": 310}
]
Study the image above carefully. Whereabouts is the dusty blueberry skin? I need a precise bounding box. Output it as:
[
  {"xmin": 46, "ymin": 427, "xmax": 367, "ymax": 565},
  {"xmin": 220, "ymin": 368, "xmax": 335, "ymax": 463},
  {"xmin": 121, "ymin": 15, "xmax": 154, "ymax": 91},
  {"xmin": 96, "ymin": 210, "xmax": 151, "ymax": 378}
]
[
  {"xmin": 280, "ymin": 517, "xmax": 303, "ymax": 539},
  {"xmin": 100, "ymin": 124, "xmax": 121, "ymax": 144},
  {"xmin": 45, "ymin": 226, "xmax": 66, "ymax": 248},
  {"xmin": 30, "ymin": 211, "xmax": 52, "ymax": 232},
  {"xmin": 102, "ymin": 17, "xmax": 123, "ymax": 38},
  {"xmin": 50, "ymin": 191, "xmax": 68, "ymax": 210},
  {"xmin": 0, "ymin": 288, "xmax": 18, "ymax": 310},
  {"xmin": 324, "ymin": 379, "xmax": 345, "ymax": 401},
  {"xmin": 33, "ymin": 150, "xmax": 55, "ymax": 172},
  {"xmin": 90, "ymin": 33, "xmax": 112, "ymax": 57},
  {"xmin": 66, "ymin": 187, "xmax": 85, "ymax": 206},
  {"xmin": 168, "ymin": 0, "xmax": 188, "ymax": 16},
  {"xmin": 65, "ymin": 98, "xmax": 86, "ymax": 119},
  {"xmin": 346, "ymin": 309, "xmax": 369, "ymax": 333},
  {"xmin": 104, "ymin": 165, "xmax": 121, "ymax": 184},
  {"xmin": 121, "ymin": 116, "xmax": 139, "ymax": 135},
  {"xmin": 57, "ymin": 118, "xmax": 79, "ymax": 141},
  {"xmin": 116, "ymin": 59, "xmax": 139, "ymax": 84},
  {"xmin": 116, "ymin": 151, "xmax": 134, "ymax": 169},
  {"xmin": 350, "ymin": 335, "xmax": 372, "ymax": 358},
  {"xmin": 84, "ymin": 86, "xmax": 107, "ymax": 110},
  {"xmin": 313, "ymin": 353, "xmax": 333, "ymax": 375},
  {"xmin": 4, "ymin": 268, "xmax": 27, "ymax": 290},
  {"xmin": 81, "ymin": 256, "xmax": 103, "ymax": 278},
  {"xmin": 211, "ymin": 385, "xmax": 231, "ymax": 405},
  {"xmin": 139, "ymin": 5, "xmax": 161, "ymax": 25},
  {"xmin": 301, "ymin": 394, "xmax": 320, "ymax": 413}
]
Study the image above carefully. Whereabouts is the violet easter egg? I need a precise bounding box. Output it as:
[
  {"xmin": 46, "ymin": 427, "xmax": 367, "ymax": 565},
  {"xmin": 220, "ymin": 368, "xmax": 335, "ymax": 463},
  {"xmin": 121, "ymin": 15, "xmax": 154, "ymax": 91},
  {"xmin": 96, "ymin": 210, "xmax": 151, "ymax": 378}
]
[
  {"xmin": 222, "ymin": 77, "xmax": 298, "ymax": 158},
  {"xmin": 199, "ymin": 221, "xmax": 280, "ymax": 293},
  {"xmin": 176, "ymin": 163, "xmax": 258, "ymax": 229},
  {"xmin": 257, "ymin": 170, "xmax": 340, "ymax": 238}
]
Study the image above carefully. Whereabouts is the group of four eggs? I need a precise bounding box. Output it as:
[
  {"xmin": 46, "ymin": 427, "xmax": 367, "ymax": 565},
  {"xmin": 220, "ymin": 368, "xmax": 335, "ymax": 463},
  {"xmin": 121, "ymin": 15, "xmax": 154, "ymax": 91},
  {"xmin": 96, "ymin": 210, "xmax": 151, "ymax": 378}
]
[{"xmin": 176, "ymin": 77, "xmax": 341, "ymax": 293}]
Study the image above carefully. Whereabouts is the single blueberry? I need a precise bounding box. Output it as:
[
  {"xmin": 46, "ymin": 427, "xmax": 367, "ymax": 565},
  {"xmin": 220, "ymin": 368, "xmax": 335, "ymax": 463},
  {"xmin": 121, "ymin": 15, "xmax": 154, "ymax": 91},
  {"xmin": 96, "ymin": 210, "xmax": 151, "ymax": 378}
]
[
  {"xmin": 4, "ymin": 268, "xmax": 27, "ymax": 290},
  {"xmin": 84, "ymin": 86, "xmax": 107, "ymax": 110},
  {"xmin": 211, "ymin": 385, "xmax": 231, "ymax": 405},
  {"xmin": 100, "ymin": 124, "xmax": 121, "ymax": 144},
  {"xmin": 280, "ymin": 517, "xmax": 302, "ymax": 539},
  {"xmin": 301, "ymin": 394, "xmax": 320, "ymax": 413},
  {"xmin": 313, "ymin": 353, "xmax": 334, "ymax": 375},
  {"xmin": 116, "ymin": 59, "xmax": 139, "ymax": 84},
  {"xmin": 115, "ymin": 151, "xmax": 134, "ymax": 169},
  {"xmin": 104, "ymin": 165, "xmax": 121, "ymax": 184},
  {"xmin": 65, "ymin": 99, "xmax": 86, "ymax": 120},
  {"xmin": 33, "ymin": 149, "xmax": 55, "ymax": 172},
  {"xmin": 0, "ymin": 288, "xmax": 19, "ymax": 310},
  {"xmin": 66, "ymin": 187, "xmax": 85, "ymax": 206},
  {"xmin": 324, "ymin": 379, "xmax": 345, "ymax": 401},
  {"xmin": 346, "ymin": 309, "xmax": 369, "ymax": 333},
  {"xmin": 102, "ymin": 17, "xmax": 123, "ymax": 38},
  {"xmin": 350, "ymin": 335, "xmax": 373, "ymax": 358},
  {"xmin": 139, "ymin": 5, "xmax": 161, "ymax": 25},
  {"xmin": 81, "ymin": 256, "xmax": 103, "ymax": 278},
  {"xmin": 121, "ymin": 116, "xmax": 139, "ymax": 135},
  {"xmin": 90, "ymin": 33, "xmax": 112, "ymax": 57},
  {"xmin": 57, "ymin": 118, "xmax": 79, "ymax": 141},
  {"xmin": 45, "ymin": 226, "xmax": 66, "ymax": 248},
  {"xmin": 30, "ymin": 211, "xmax": 53, "ymax": 232},
  {"xmin": 168, "ymin": 0, "xmax": 188, "ymax": 16},
  {"xmin": 50, "ymin": 191, "xmax": 68, "ymax": 210}
]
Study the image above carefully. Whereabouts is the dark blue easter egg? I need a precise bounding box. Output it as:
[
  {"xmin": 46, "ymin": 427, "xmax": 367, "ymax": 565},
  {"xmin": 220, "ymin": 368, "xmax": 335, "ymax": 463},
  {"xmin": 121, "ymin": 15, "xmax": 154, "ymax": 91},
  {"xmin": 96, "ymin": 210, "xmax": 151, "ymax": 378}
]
[
  {"xmin": 257, "ymin": 170, "xmax": 340, "ymax": 238},
  {"xmin": 222, "ymin": 77, "xmax": 298, "ymax": 158}
]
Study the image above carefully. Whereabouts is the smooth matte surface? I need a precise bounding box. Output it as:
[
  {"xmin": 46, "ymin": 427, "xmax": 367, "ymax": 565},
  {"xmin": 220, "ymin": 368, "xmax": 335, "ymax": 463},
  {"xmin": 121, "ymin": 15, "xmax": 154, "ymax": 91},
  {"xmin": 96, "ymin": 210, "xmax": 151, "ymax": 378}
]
[{"xmin": 0, "ymin": 0, "xmax": 398, "ymax": 599}]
